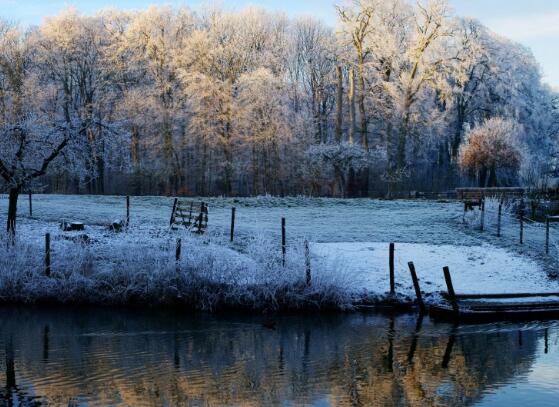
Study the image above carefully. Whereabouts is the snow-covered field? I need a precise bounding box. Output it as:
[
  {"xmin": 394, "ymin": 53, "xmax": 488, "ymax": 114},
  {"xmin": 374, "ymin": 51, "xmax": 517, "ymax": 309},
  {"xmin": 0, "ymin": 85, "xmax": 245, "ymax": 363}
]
[
  {"xmin": 314, "ymin": 242, "xmax": 558, "ymax": 301},
  {"xmin": 0, "ymin": 194, "xmax": 556, "ymax": 310}
]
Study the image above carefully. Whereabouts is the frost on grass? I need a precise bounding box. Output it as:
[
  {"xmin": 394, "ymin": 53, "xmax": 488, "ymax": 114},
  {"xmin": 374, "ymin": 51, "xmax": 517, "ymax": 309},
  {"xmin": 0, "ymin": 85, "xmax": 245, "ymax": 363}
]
[{"xmin": 0, "ymin": 227, "xmax": 356, "ymax": 312}]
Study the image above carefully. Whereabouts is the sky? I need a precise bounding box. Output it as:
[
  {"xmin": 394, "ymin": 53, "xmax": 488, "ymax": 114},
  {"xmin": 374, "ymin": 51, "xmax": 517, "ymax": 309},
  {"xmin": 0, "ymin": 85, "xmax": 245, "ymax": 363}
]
[{"xmin": 1, "ymin": 0, "xmax": 557, "ymax": 87}]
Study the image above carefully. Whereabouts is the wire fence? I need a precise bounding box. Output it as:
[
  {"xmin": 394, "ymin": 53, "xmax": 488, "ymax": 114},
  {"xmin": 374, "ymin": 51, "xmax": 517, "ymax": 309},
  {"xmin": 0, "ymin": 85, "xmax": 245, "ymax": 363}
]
[{"xmin": 464, "ymin": 198, "xmax": 559, "ymax": 261}]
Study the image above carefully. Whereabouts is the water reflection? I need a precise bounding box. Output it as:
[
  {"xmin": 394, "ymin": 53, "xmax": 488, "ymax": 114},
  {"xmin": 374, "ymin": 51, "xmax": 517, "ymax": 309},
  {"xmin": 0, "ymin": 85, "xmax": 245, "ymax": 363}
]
[{"xmin": 0, "ymin": 306, "xmax": 556, "ymax": 406}]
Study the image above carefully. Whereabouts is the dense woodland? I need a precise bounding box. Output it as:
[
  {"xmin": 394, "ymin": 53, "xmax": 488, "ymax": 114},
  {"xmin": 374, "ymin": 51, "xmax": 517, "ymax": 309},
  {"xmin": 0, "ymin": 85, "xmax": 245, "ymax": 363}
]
[{"xmin": 1, "ymin": 0, "xmax": 559, "ymax": 201}]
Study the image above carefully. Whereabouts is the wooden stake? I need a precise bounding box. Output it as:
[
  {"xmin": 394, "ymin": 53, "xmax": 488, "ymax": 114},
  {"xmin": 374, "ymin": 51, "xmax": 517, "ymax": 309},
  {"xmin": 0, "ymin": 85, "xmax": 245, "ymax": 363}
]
[
  {"xmin": 443, "ymin": 266, "xmax": 458, "ymax": 314},
  {"xmin": 28, "ymin": 191, "xmax": 32, "ymax": 217},
  {"xmin": 45, "ymin": 233, "xmax": 51, "ymax": 277},
  {"xmin": 520, "ymin": 209, "xmax": 524, "ymax": 245},
  {"xmin": 480, "ymin": 198, "xmax": 485, "ymax": 232},
  {"xmin": 176, "ymin": 238, "xmax": 182, "ymax": 273},
  {"xmin": 546, "ymin": 216, "xmax": 550, "ymax": 255},
  {"xmin": 126, "ymin": 196, "xmax": 130, "ymax": 228},
  {"xmin": 281, "ymin": 218, "xmax": 286, "ymax": 266},
  {"xmin": 497, "ymin": 203, "xmax": 502, "ymax": 237},
  {"xmin": 230, "ymin": 207, "xmax": 236, "ymax": 242},
  {"xmin": 170, "ymin": 198, "xmax": 178, "ymax": 226},
  {"xmin": 408, "ymin": 262, "xmax": 425, "ymax": 313},
  {"xmin": 389, "ymin": 243, "xmax": 395, "ymax": 295},
  {"xmin": 305, "ymin": 240, "xmax": 311, "ymax": 286}
]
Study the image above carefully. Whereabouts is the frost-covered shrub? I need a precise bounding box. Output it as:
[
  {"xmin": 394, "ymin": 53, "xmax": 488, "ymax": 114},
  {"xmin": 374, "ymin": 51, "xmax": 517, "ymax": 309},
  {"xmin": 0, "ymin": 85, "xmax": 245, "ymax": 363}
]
[{"xmin": 0, "ymin": 227, "xmax": 357, "ymax": 312}]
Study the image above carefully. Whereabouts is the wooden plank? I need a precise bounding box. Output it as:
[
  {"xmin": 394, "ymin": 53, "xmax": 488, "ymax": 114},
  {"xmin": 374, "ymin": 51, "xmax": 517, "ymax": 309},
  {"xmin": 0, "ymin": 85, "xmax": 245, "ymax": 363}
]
[{"xmin": 449, "ymin": 292, "xmax": 559, "ymax": 300}]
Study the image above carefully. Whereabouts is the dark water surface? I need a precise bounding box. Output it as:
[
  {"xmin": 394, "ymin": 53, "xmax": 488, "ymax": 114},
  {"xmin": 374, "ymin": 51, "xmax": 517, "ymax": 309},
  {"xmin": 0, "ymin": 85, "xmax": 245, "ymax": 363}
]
[{"xmin": 0, "ymin": 306, "xmax": 558, "ymax": 406}]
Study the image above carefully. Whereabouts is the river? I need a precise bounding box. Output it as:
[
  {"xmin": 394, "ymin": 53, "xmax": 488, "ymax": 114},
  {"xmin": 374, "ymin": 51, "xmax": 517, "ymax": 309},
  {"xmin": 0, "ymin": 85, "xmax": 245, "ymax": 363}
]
[{"xmin": 0, "ymin": 306, "xmax": 558, "ymax": 406}]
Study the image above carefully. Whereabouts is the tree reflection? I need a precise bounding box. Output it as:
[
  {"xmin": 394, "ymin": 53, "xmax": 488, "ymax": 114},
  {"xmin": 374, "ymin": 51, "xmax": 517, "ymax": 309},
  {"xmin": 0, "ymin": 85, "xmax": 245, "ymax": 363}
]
[{"xmin": 0, "ymin": 306, "xmax": 544, "ymax": 406}]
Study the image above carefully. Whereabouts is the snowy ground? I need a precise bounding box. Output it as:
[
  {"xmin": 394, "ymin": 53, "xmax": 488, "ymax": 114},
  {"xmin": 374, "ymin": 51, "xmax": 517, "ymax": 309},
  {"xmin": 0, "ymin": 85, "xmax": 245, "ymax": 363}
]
[
  {"xmin": 313, "ymin": 242, "xmax": 559, "ymax": 301},
  {"xmin": 0, "ymin": 194, "xmax": 556, "ymax": 308}
]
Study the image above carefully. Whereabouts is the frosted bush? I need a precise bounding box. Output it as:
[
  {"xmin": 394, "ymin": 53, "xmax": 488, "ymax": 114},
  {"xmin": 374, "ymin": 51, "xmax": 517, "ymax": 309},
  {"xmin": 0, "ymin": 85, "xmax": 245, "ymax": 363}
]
[{"xmin": 0, "ymin": 226, "xmax": 357, "ymax": 312}]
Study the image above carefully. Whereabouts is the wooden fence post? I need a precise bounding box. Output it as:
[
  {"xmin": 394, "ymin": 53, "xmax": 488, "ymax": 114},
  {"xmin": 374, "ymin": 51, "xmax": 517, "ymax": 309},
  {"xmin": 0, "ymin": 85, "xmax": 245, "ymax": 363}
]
[
  {"xmin": 197, "ymin": 202, "xmax": 205, "ymax": 232},
  {"xmin": 230, "ymin": 207, "xmax": 236, "ymax": 242},
  {"xmin": 305, "ymin": 240, "xmax": 311, "ymax": 286},
  {"xmin": 443, "ymin": 266, "xmax": 458, "ymax": 314},
  {"xmin": 281, "ymin": 218, "xmax": 286, "ymax": 266},
  {"xmin": 497, "ymin": 203, "xmax": 502, "ymax": 237},
  {"xmin": 408, "ymin": 262, "xmax": 425, "ymax": 313},
  {"xmin": 170, "ymin": 198, "xmax": 178, "ymax": 226},
  {"xmin": 389, "ymin": 243, "xmax": 395, "ymax": 295},
  {"xmin": 29, "ymin": 191, "xmax": 32, "ymax": 217},
  {"xmin": 45, "ymin": 233, "xmax": 51, "ymax": 277},
  {"xmin": 176, "ymin": 238, "xmax": 182, "ymax": 272},
  {"xmin": 546, "ymin": 216, "xmax": 550, "ymax": 255},
  {"xmin": 480, "ymin": 198, "xmax": 485, "ymax": 232},
  {"xmin": 126, "ymin": 196, "xmax": 130, "ymax": 228},
  {"xmin": 520, "ymin": 209, "xmax": 524, "ymax": 245}
]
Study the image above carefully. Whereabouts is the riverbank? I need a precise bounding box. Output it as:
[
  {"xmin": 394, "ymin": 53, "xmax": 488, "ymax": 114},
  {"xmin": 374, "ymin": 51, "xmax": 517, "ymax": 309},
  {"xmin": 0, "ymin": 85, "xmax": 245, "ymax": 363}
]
[{"xmin": 0, "ymin": 195, "xmax": 556, "ymax": 312}]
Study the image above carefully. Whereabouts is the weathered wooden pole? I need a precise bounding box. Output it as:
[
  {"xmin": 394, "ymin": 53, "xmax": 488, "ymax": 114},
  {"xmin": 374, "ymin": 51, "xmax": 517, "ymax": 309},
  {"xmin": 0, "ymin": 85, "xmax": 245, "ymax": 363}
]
[
  {"xmin": 443, "ymin": 266, "xmax": 458, "ymax": 314},
  {"xmin": 230, "ymin": 207, "xmax": 236, "ymax": 242},
  {"xmin": 408, "ymin": 262, "xmax": 425, "ymax": 313},
  {"xmin": 389, "ymin": 243, "xmax": 395, "ymax": 295},
  {"xmin": 28, "ymin": 191, "xmax": 32, "ymax": 217},
  {"xmin": 480, "ymin": 198, "xmax": 485, "ymax": 232},
  {"xmin": 170, "ymin": 198, "xmax": 178, "ymax": 226},
  {"xmin": 281, "ymin": 218, "xmax": 286, "ymax": 266},
  {"xmin": 197, "ymin": 202, "xmax": 205, "ymax": 232},
  {"xmin": 497, "ymin": 202, "xmax": 502, "ymax": 237},
  {"xmin": 45, "ymin": 233, "xmax": 51, "ymax": 277},
  {"xmin": 546, "ymin": 216, "xmax": 550, "ymax": 255},
  {"xmin": 176, "ymin": 238, "xmax": 182, "ymax": 272},
  {"xmin": 520, "ymin": 209, "xmax": 524, "ymax": 245},
  {"xmin": 305, "ymin": 240, "xmax": 311, "ymax": 286},
  {"xmin": 126, "ymin": 196, "xmax": 130, "ymax": 228}
]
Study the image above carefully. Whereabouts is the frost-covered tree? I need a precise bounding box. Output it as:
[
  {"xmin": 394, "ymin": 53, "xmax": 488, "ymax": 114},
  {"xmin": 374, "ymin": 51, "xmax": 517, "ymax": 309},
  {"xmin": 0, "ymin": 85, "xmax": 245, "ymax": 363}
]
[
  {"xmin": 0, "ymin": 3, "xmax": 557, "ymax": 199},
  {"xmin": 0, "ymin": 21, "xmax": 81, "ymax": 235},
  {"xmin": 458, "ymin": 118, "xmax": 522, "ymax": 187}
]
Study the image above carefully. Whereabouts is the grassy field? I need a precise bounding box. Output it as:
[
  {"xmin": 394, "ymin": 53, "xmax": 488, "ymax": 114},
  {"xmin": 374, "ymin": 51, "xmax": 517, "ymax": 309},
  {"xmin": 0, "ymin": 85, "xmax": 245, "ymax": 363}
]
[{"xmin": 0, "ymin": 194, "xmax": 556, "ymax": 310}]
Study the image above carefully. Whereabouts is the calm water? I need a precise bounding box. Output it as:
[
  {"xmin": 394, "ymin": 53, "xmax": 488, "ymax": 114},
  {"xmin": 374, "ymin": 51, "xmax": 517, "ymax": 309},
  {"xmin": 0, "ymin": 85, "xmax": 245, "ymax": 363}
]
[{"xmin": 0, "ymin": 307, "xmax": 558, "ymax": 406}]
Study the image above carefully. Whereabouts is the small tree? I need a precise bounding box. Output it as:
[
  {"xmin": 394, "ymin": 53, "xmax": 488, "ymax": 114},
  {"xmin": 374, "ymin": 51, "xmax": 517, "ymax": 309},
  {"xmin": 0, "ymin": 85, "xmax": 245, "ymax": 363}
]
[
  {"xmin": 0, "ymin": 22, "xmax": 77, "ymax": 238},
  {"xmin": 458, "ymin": 117, "xmax": 522, "ymax": 187}
]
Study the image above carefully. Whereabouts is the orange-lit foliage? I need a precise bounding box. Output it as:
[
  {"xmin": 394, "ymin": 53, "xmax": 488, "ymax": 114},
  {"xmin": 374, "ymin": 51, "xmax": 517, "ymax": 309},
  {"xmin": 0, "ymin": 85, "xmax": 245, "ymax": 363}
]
[{"xmin": 459, "ymin": 118, "xmax": 522, "ymax": 175}]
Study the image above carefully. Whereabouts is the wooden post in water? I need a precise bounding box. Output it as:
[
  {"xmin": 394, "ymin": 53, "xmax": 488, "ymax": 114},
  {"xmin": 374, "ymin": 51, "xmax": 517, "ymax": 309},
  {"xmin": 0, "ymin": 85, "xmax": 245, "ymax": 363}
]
[
  {"xmin": 126, "ymin": 196, "xmax": 130, "ymax": 228},
  {"xmin": 230, "ymin": 207, "xmax": 236, "ymax": 242},
  {"xmin": 170, "ymin": 198, "xmax": 178, "ymax": 226},
  {"xmin": 546, "ymin": 216, "xmax": 550, "ymax": 255},
  {"xmin": 497, "ymin": 203, "xmax": 502, "ymax": 238},
  {"xmin": 520, "ymin": 209, "xmax": 524, "ymax": 245},
  {"xmin": 175, "ymin": 238, "xmax": 182, "ymax": 272},
  {"xmin": 443, "ymin": 266, "xmax": 458, "ymax": 314},
  {"xmin": 45, "ymin": 233, "xmax": 51, "ymax": 277},
  {"xmin": 28, "ymin": 191, "xmax": 32, "ymax": 217},
  {"xmin": 389, "ymin": 243, "xmax": 395, "ymax": 295},
  {"xmin": 305, "ymin": 240, "xmax": 311, "ymax": 286},
  {"xmin": 408, "ymin": 262, "xmax": 425, "ymax": 313},
  {"xmin": 281, "ymin": 218, "xmax": 286, "ymax": 266}
]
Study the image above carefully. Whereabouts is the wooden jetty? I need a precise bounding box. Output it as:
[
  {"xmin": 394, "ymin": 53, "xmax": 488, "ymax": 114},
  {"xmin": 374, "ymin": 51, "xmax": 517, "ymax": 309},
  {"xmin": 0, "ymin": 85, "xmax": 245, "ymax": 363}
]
[{"xmin": 408, "ymin": 264, "xmax": 559, "ymax": 322}]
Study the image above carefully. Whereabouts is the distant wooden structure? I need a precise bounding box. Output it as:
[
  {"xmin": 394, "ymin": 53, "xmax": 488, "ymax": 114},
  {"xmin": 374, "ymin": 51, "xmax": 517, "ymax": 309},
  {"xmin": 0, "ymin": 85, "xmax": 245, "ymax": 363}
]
[
  {"xmin": 170, "ymin": 199, "xmax": 208, "ymax": 234},
  {"xmin": 456, "ymin": 187, "xmax": 524, "ymax": 203}
]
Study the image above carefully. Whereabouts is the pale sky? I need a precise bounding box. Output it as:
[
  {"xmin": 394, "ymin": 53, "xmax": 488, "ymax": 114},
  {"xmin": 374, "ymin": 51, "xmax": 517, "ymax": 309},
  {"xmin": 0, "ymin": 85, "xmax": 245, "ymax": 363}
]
[{"xmin": 1, "ymin": 0, "xmax": 557, "ymax": 87}]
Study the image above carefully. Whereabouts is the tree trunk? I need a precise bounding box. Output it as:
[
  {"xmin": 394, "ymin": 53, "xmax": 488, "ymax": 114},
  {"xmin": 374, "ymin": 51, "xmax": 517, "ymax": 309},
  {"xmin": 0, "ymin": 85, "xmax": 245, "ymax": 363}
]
[
  {"xmin": 348, "ymin": 67, "xmax": 356, "ymax": 145},
  {"xmin": 335, "ymin": 65, "xmax": 343, "ymax": 144},
  {"xmin": 357, "ymin": 55, "xmax": 368, "ymax": 150},
  {"xmin": 7, "ymin": 187, "xmax": 20, "ymax": 237}
]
